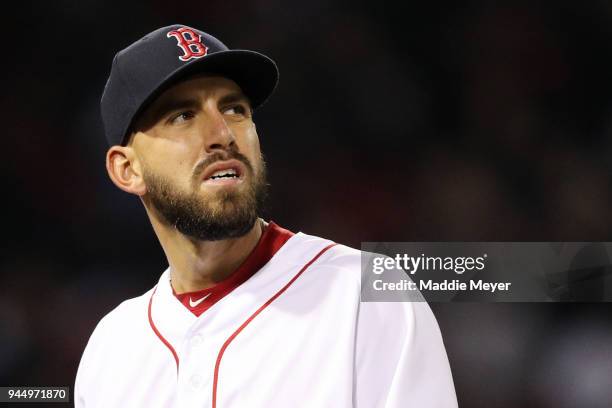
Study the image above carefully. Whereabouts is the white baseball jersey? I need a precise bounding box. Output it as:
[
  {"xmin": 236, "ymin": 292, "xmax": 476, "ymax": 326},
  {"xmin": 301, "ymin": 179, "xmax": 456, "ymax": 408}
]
[{"xmin": 75, "ymin": 223, "xmax": 457, "ymax": 407}]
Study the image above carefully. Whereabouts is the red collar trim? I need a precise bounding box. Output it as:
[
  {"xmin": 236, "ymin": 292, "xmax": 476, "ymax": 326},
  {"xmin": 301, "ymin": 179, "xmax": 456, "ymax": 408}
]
[{"xmin": 172, "ymin": 221, "xmax": 294, "ymax": 317}]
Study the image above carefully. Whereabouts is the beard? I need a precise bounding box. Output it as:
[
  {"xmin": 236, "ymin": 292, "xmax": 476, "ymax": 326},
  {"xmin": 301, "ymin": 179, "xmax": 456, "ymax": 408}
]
[{"xmin": 143, "ymin": 150, "xmax": 268, "ymax": 241}]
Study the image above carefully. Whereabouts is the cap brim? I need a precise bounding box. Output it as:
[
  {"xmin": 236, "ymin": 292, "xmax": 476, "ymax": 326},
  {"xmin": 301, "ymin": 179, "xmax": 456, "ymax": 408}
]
[{"xmin": 122, "ymin": 50, "xmax": 278, "ymax": 145}]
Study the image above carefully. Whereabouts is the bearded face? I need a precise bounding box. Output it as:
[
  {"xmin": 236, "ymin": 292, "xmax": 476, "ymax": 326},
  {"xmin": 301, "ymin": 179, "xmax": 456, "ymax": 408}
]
[
  {"xmin": 119, "ymin": 76, "xmax": 269, "ymax": 241},
  {"xmin": 143, "ymin": 149, "xmax": 268, "ymax": 241}
]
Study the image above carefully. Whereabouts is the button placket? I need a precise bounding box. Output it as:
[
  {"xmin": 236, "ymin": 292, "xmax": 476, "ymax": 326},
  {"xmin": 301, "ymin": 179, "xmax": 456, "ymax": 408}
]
[{"xmin": 190, "ymin": 374, "xmax": 203, "ymax": 389}]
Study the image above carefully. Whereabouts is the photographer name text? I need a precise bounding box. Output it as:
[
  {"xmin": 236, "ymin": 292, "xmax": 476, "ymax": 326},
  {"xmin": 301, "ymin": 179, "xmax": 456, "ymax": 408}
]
[{"xmin": 373, "ymin": 279, "xmax": 511, "ymax": 293}]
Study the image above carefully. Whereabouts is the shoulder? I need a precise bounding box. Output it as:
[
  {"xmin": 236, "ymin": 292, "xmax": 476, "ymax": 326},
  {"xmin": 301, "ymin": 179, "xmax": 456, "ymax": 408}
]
[
  {"xmin": 290, "ymin": 231, "xmax": 361, "ymax": 268},
  {"xmin": 98, "ymin": 288, "xmax": 152, "ymax": 328},
  {"xmin": 293, "ymin": 231, "xmax": 432, "ymax": 324},
  {"xmin": 288, "ymin": 231, "xmax": 414, "ymax": 294},
  {"xmin": 289, "ymin": 231, "xmax": 402, "ymax": 289},
  {"xmin": 74, "ymin": 287, "xmax": 158, "ymax": 406},
  {"xmin": 80, "ymin": 287, "xmax": 154, "ymax": 355},
  {"xmin": 286, "ymin": 231, "xmax": 362, "ymax": 285}
]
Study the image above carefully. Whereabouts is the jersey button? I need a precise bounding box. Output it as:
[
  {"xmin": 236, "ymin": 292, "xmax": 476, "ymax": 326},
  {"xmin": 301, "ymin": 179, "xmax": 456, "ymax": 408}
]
[
  {"xmin": 190, "ymin": 374, "xmax": 203, "ymax": 389},
  {"xmin": 190, "ymin": 334, "xmax": 203, "ymax": 347}
]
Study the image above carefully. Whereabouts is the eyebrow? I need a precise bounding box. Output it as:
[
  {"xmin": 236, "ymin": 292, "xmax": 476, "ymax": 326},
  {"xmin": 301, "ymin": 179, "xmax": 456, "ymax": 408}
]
[
  {"xmin": 218, "ymin": 92, "xmax": 252, "ymax": 109},
  {"xmin": 149, "ymin": 91, "xmax": 252, "ymax": 121},
  {"xmin": 148, "ymin": 97, "xmax": 200, "ymax": 122}
]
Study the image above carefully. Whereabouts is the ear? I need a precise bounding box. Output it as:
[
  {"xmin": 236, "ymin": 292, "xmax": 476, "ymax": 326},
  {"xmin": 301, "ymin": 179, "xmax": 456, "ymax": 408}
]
[{"xmin": 106, "ymin": 146, "xmax": 147, "ymax": 196}]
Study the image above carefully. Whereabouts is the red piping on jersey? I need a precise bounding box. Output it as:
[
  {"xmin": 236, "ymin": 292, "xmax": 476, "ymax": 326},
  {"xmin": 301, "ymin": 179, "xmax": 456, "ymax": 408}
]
[
  {"xmin": 148, "ymin": 286, "xmax": 180, "ymax": 372},
  {"xmin": 211, "ymin": 242, "xmax": 338, "ymax": 408}
]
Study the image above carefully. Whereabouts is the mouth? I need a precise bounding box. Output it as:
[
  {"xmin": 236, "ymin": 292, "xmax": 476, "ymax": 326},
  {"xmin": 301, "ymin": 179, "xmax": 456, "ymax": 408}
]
[{"xmin": 201, "ymin": 159, "xmax": 246, "ymax": 186}]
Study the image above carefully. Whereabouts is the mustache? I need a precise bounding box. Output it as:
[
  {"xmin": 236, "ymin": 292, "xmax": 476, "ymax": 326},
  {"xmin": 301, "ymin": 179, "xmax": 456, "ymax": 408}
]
[{"xmin": 193, "ymin": 149, "xmax": 254, "ymax": 179}]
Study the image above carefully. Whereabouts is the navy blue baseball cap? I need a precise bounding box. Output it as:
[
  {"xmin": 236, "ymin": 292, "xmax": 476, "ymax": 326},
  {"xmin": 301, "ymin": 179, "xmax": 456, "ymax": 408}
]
[{"xmin": 101, "ymin": 24, "xmax": 279, "ymax": 146}]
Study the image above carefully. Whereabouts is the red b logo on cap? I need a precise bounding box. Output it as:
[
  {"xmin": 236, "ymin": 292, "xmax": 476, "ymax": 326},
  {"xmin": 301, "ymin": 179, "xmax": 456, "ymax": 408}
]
[{"xmin": 167, "ymin": 27, "xmax": 208, "ymax": 61}]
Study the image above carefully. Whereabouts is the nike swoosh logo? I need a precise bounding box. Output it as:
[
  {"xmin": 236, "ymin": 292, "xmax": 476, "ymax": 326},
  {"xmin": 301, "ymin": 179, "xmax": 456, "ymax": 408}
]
[{"xmin": 189, "ymin": 293, "xmax": 211, "ymax": 307}]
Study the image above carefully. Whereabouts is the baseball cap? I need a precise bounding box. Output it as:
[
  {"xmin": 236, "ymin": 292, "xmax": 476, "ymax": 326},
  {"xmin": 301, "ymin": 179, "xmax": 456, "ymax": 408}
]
[{"xmin": 100, "ymin": 24, "xmax": 279, "ymax": 146}]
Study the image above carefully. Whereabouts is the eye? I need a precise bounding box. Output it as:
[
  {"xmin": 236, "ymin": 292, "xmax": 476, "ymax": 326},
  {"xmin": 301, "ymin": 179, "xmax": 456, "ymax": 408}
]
[
  {"xmin": 169, "ymin": 111, "xmax": 195, "ymax": 124},
  {"xmin": 223, "ymin": 104, "xmax": 248, "ymax": 116}
]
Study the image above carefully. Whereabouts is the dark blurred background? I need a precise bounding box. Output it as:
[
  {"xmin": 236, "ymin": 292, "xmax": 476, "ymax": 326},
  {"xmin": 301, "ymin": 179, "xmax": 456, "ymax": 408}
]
[{"xmin": 2, "ymin": 0, "xmax": 612, "ymax": 407}]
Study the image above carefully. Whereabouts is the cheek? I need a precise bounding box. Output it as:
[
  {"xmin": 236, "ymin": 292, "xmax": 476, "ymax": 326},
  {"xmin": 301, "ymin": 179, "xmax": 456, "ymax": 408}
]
[
  {"xmin": 238, "ymin": 125, "xmax": 262, "ymax": 165},
  {"xmin": 137, "ymin": 129, "xmax": 200, "ymax": 169},
  {"xmin": 141, "ymin": 148, "xmax": 194, "ymax": 186}
]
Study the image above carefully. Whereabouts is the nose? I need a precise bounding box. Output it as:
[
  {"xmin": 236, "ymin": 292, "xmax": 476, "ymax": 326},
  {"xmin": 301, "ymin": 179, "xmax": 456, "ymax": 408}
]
[{"xmin": 201, "ymin": 109, "xmax": 236, "ymax": 153}]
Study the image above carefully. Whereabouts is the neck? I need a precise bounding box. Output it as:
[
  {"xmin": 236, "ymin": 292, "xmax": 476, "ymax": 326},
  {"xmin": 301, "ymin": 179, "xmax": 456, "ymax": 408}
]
[{"xmin": 148, "ymin": 213, "xmax": 265, "ymax": 293}]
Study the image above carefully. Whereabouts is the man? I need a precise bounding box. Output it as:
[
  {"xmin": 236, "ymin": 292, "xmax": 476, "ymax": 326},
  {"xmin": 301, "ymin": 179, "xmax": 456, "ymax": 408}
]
[{"xmin": 75, "ymin": 24, "xmax": 457, "ymax": 407}]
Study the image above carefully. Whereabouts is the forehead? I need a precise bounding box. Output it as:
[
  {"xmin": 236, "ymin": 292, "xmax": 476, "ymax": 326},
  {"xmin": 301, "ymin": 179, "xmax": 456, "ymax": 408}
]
[
  {"xmin": 151, "ymin": 74, "xmax": 246, "ymax": 106},
  {"xmin": 130, "ymin": 74, "xmax": 248, "ymax": 135}
]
